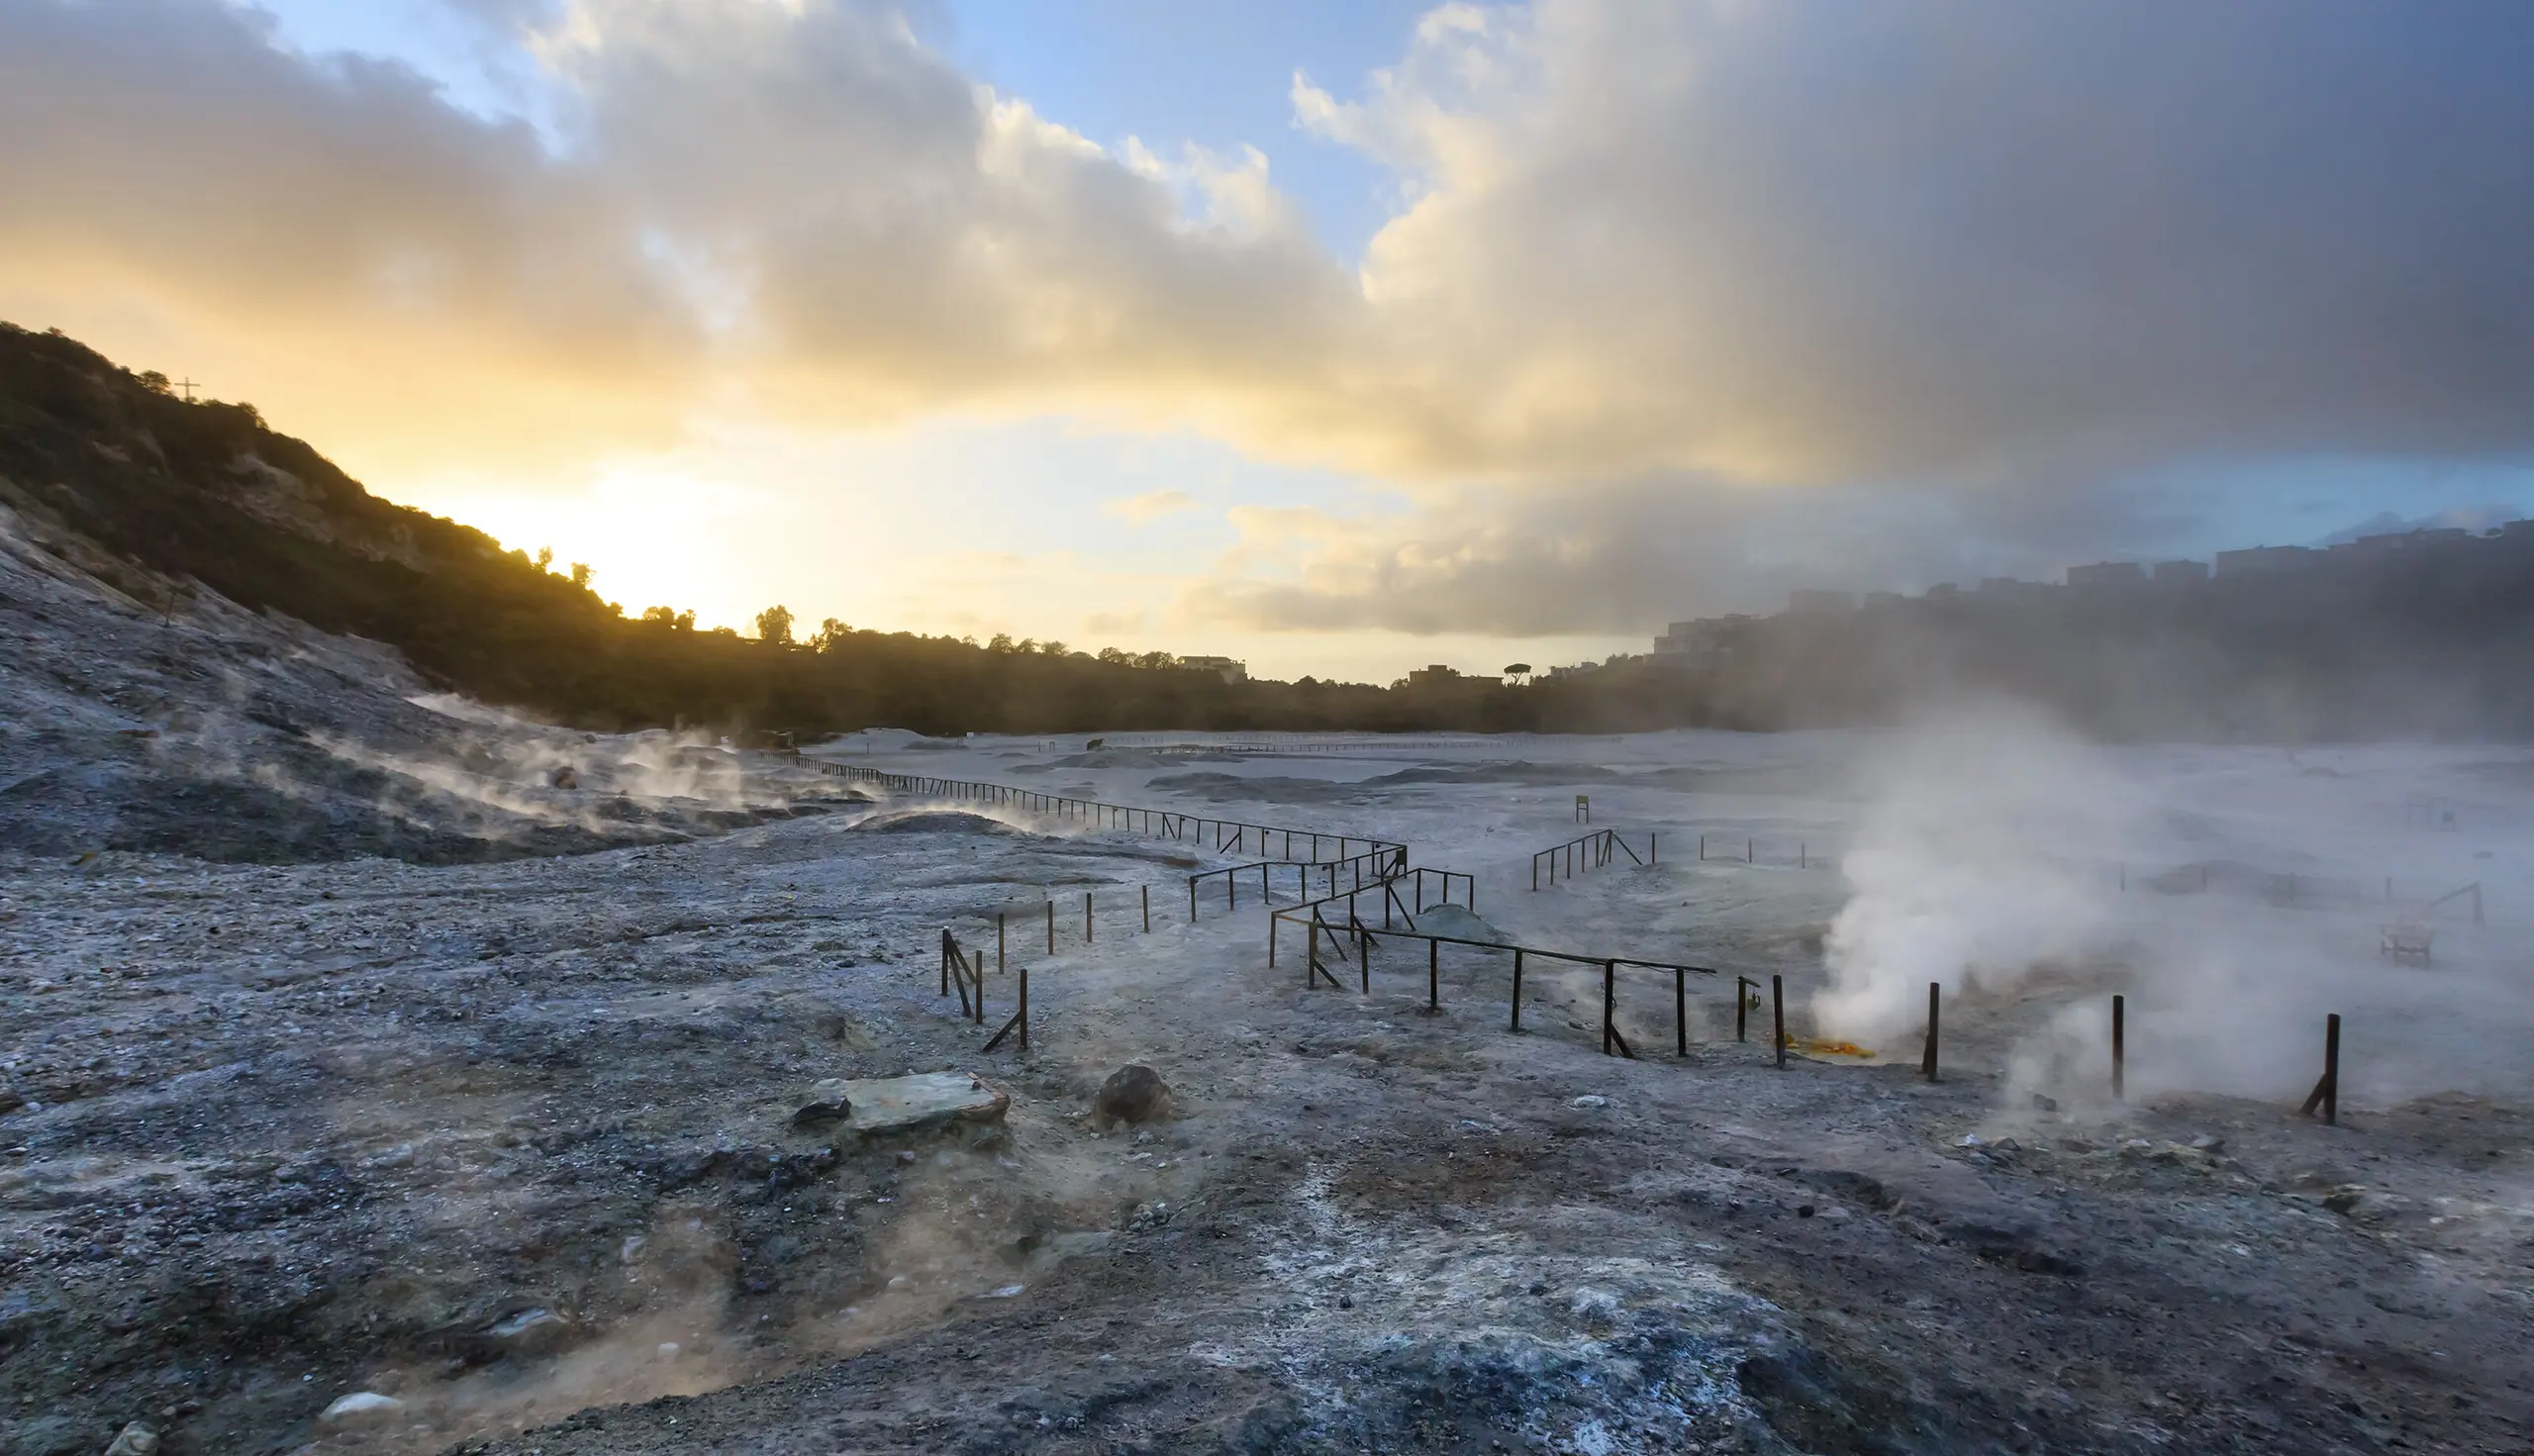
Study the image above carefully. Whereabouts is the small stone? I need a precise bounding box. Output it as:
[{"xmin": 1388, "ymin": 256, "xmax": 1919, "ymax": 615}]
[
  {"xmin": 619, "ymin": 1235, "xmax": 646, "ymax": 1264},
  {"xmin": 983, "ymin": 1285, "xmax": 1026, "ymax": 1299},
  {"xmin": 319, "ymin": 1392, "xmax": 406, "ymax": 1425},
  {"xmin": 1820, "ymin": 1207, "xmax": 1851, "ymax": 1221},
  {"xmin": 488, "ymin": 1308, "xmax": 568, "ymax": 1347},
  {"xmin": 1126, "ymin": 1200, "xmax": 1172, "ymax": 1231},
  {"xmin": 2191, "ymin": 1134, "xmax": 2225, "ymax": 1152},
  {"xmin": 792, "ymin": 1079, "xmax": 855, "ymax": 1126},
  {"xmin": 2029, "ymin": 1093, "xmax": 2060, "ymax": 1114},
  {"xmin": 1094, "ymin": 1065, "xmax": 1174, "ymax": 1128},
  {"xmin": 1570, "ymin": 1095, "xmax": 1608, "ymax": 1109},
  {"xmin": 1797, "ymin": 1205, "xmax": 1816, "ymax": 1217},
  {"xmin": 103, "ymin": 1420, "xmax": 159, "ymax": 1455},
  {"xmin": 1337, "ymin": 1294, "xmax": 1353, "ymax": 1310}
]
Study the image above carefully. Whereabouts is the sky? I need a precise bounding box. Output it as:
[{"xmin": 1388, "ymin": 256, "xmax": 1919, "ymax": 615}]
[{"xmin": 5, "ymin": 1, "xmax": 2534, "ymax": 683}]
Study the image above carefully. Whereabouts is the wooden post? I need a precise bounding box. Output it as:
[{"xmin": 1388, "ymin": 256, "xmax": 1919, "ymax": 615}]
[
  {"xmin": 1018, "ymin": 961, "xmax": 1028, "ymax": 1049},
  {"xmin": 1602, "ymin": 959, "xmax": 1616, "ymax": 1055},
  {"xmin": 1190, "ymin": 879, "xmax": 1198, "ymax": 922},
  {"xmin": 1084, "ymin": 892, "xmax": 1093, "ymax": 944},
  {"xmin": 1674, "ymin": 967, "xmax": 1687, "ymax": 1056},
  {"xmin": 1046, "ymin": 899, "xmax": 1055, "ymax": 954},
  {"xmin": 1700, "ymin": 834, "xmax": 1706, "ymax": 861},
  {"xmin": 2111, "ymin": 993, "xmax": 2125, "ymax": 1100},
  {"xmin": 1735, "ymin": 976, "xmax": 1748, "ymax": 1041},
  {"xmin": 1142, "ymin": 885, "xmax": 1151, "ymax": 933},
  {"xmin": 998, "ymin": 912, "xmax": 1007, "ymax": 975},
  {"xmin": 1650, "ymin": 832, "xmax": 1657, "ymax": 865},
  {"xmin": 1772, "ymin": 974, "xmax": 1787, "ymax": 1068},
  {"xmin": 1747, "ymin": 837, "xmax": 1754, "ymax": 863},
  {"xmin": 1922, "ymin": 982, "xmax": 1939, "ymax": 1083},
  {"xmin": 1510, "ymin": 950, "xmax": 1525, "ymax": 1032},
  {"xmin": 1428, "ymin": 938, "xmax": 1439, "ymax": 1013},
  {"xmin": 2300, "ymin": 1014, "xmax": 2341, "ymax": 1126}
]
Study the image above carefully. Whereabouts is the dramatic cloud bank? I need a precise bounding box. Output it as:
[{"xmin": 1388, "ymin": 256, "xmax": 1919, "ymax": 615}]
[
  {"xmin": 6, "ymin": 0, "xmax": 2532, "ymax": 638},
  {"xmin": 9, "ymin": 0, "xmax": 2533, "ymax": 483}
]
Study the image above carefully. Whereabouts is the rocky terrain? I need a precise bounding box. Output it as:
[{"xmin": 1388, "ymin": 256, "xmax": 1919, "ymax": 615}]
[{"xmin": 2, "ymin": 506, "xmax": 2530, "ymax": 1453}]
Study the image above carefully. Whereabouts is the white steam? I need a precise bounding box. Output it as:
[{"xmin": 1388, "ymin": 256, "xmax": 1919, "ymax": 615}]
[{"xmin": 1816, "ymin": 704, "xmax": 2138, "ymax": 1043}]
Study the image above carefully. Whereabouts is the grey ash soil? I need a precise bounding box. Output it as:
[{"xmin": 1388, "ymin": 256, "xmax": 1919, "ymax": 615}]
[
  {"xmin": 3, "ymin": 521, "xmax": 2529, "ymax": 1453},
  {"xmin": 4, "ymin": 799, "xmax": 2529, "ymax": 1455}
]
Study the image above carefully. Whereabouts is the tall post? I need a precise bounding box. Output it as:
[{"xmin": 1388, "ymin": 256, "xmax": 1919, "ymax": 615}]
[
  {"xmin": 1190, "ymin": 879, "xmax": 1198, "ymax": 922},
  {"xmin": 1772, "ymin": 974, "xmax": 1787, "ymax": 1068},
  {"xmin": 1650, "ymin": 832, "xmax": 1657, "ymax": 866},
  {"xmin": 998, "ymin": 912, "xmax": 1007, "ymax": 975},
  {"xmin": 1735, "ymin": 976, "xmax": 1748, "ymax": 1041},
  {"xmin": 2301, "ymin": 1013, "xmax": 2342, "ymax": 1126},
  {"xmin": 2111, "ymin": 994, "xmax": 2125, "ymax": 1100},
  {"xmin": 1675, "ymin": 967, "xmax": 1688, "ymax": 1057},
  {"xmin": 1510, "ymin": 950, "xmax": 1525, "ymax": 1032},
  {"xmin": 1018, "ymin": 961, "xmax": 1029, "ymax": 1050},
  {"xmin": 1428, "ymin": 938, "xmax": 1440, "ymax": 1013},
  {"xmin": 1602, "ymin": 959, "xmax": 1616, "ymax": 1055},
  {"xmin": 1142, "ymin": 885, "xmax": 1151, "ymax": 933},
  {"xmin": 1046, "ymin": 899, "xmax": 1055, "ymax": 954},
  {"xmin": 1922, "ymin": 982, "xmax": 1939, "ymax": 1083},
  {"xmin": 1084, "ymin": 892, "xmax": 1093, "ymax": 944}
]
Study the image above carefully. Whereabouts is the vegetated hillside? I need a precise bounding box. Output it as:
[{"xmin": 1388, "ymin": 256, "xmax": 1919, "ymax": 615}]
[
  {"xmin": 11, "ymin": 320, "xmax": 2532, "ymax": 741},
  {"xmin": 0, "ymin": 323, "xmax": 1684, "ymax": 736}
]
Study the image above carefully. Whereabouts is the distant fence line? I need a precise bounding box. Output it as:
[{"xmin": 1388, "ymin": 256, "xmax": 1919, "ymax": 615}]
[{"xmin": 819, "ymin": 762, "xmax": 1407, "ymax": 862}]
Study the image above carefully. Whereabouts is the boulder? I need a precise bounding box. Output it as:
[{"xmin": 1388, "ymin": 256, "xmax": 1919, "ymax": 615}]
[
  {"xmin": 796, "ymin": 1073, "xmax": 1007, "ymax": 1135},
  {"xmin": 1093, "ymin": 1065, "xmax": 1173, "ymax": 1128},
  {"xmin": 102, "ymin": 1422, "xmax": 158, "ymax": 1456}
]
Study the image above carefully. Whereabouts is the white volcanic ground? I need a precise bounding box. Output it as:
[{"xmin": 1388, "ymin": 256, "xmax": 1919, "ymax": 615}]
[{"xmin": 3, "ymin": 519, "xmax": 2531, "ymax": 1455}]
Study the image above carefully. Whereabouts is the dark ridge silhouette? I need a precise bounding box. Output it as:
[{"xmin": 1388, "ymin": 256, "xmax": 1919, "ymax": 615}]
[{"xmin": 7, "ymin": 320, "xmax": 2533, "ymax": 741}]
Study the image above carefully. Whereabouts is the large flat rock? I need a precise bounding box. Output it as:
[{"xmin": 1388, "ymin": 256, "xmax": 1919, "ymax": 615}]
[{"xmin": 793, "ymin": 1072, "xmax": 1009, "ymax": 1134}]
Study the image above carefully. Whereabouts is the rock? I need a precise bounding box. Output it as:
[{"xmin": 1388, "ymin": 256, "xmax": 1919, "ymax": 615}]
[
  {"xmin": 2029, "ymin": 1093, "xmax": 2060, "ymax": 1114},
  {"xmin": 1093, "ymin": 1065, "xmax": 1173, "ymax": 1128},
  {"xmin": 798, "ymin": 1073, "xmax": 1007, "ymax": 1134},
  {"xmin": 792, "ymin": 1079, "xmax": 855, "ymax": 1126},
  {"xmin": 489, "ymin": 1307, "xmax": 568, "ymax": 1346},
  {"xmin": 1038, "ymin": 1230, "xmax": 1115, "ymax": 1260},
  {"xmin": 319, "ymin": 1393, "xmax": 406, "ymax": 1425},
  {"xmin": 102, "ymin": 1421, "xmax": 159, "ymax": 1455},
  {"xmin": 1570, "ymin": 1095, "xmax": 1608, "ymax": 1110},
  {"xmin": 1127, "ymin": 1200, "xmax": 1172, "ymax": 1231}
]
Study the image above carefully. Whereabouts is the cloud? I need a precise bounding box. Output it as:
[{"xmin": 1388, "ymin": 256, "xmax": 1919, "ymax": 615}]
[
  {"xmin": 6, "ymin": 0, "xmax": 2534, "ymax": 503},
  {"xmin": 1081, "ymin": 609, "xmax": 1146, "ymax": 635},
  {"xmin": 1102, "ymin": 488, "xmax": 1198, "ymax": 525},
  {"xmin": 1179, "ymin": 475, "xmax": 2204, "ymax": 636},
  {"xmin": 1293, "ymin": 0, "xmax": 2534, "ymax": 485}
]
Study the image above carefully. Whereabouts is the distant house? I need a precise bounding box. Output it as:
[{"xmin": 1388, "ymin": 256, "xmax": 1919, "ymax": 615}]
[
  {"xmin": 1786, "ymin": 589, "xmax": 1856, "ymax": 615},
  {"xmin": 2152, "ymin": 559, "xmax": 2210, "ymax": 583},
  {"xmin": 1176, "ymin": 654, "xmax": 1247, "ymax": 684},
  {"xmin": 2214, "ymin": 544, "xmax": 2314, "ymax": 576},
  {"xmin": 1405, "ymin": 663, "xmax": 1463, "ymax": 688},
  {"xmin": 2066, "ymin": 561, "xmax": 2146, "ymax": 588}
]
